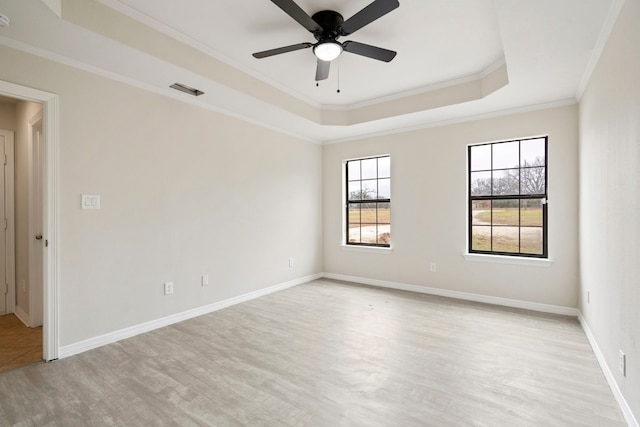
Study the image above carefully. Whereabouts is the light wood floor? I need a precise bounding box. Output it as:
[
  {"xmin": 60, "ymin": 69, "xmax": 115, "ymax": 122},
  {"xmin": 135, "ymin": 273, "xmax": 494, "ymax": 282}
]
[
  {"xmin": 0, "ymin": 314, "xmax": 43, "ymax": 374},
  {"xmin": 0, "ymin": 280, "xmax": 625, "ymax": 426}
]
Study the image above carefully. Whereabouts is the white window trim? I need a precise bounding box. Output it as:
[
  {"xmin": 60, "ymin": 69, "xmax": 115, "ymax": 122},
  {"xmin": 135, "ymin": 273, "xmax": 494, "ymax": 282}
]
[
  {"xmin": 463, "ymin": 252, "xmax": 553, "ymax": 267},
  {"xmin": 341, "ymin": 245, "xmax": 393, "ymax": 254}
]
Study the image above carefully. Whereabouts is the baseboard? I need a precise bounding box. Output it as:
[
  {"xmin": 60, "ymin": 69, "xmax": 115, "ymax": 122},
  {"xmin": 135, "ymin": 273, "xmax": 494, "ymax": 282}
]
[
  {"xmin": 579, "ymin": 313, "xmax": 639, "ymax": 427},
  {"xmin": 14, "ymin": 305, "xmax": 31, "ymax": 327},
  {"xmin": 321, "ymin": 272, "xmax": 579, "ymax": 317},
  {"xmin": 59, "ymin": 273, "xmax": 322, "ymax": 359}
]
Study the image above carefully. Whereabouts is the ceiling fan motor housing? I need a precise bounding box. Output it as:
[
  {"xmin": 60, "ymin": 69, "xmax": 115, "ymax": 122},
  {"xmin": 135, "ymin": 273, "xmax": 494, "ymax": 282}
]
[{"xmin": 311, "ymin": 10, "xmax": 344, "ymax": 41}]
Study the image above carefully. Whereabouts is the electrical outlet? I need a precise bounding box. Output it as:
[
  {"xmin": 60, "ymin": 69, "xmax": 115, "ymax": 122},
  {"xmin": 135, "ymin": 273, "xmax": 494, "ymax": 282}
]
[
  {"xmin": 619, "ymin": 350, "xmax": 626, "ymax": 376},
  {"xmin": 429, "ymin": 262, "xmax": 437, "ymax": 273},
  {"xmin": 164, "ymin": 281, "xmax": 174, "ymax": 295},
  {"xmin": 289, "ymin": 257, "xmax": 295, "ymax": 268},
  {"xmin": 201, "ymin": 275, "xmax": 209, "ymax": 286}
]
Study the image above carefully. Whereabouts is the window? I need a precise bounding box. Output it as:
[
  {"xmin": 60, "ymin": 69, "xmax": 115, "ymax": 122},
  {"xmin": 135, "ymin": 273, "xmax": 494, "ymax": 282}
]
[
  {"xmin": 346, "ymin": 156, "xmax": 390, "ymax": 247},
  {"xmin": 468, "ymin": 137, "xmax": 547, "ymax": 258}
]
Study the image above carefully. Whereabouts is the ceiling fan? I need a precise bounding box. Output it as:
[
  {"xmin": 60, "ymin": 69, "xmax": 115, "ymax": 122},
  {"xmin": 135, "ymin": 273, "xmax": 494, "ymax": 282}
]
[{"xmin": 252, "ymin": 0, "xmax": 400, "ymax": 81}]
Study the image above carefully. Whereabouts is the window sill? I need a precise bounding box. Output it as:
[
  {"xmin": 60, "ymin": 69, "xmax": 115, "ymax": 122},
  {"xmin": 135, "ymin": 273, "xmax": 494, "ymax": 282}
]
[
  {"xmin": 463, "ymin": 253, "xmax": 554, "ymax": 267},
  {"xmin": 341, "ymin": 245, "xmax": 393, "ymax": 254}
]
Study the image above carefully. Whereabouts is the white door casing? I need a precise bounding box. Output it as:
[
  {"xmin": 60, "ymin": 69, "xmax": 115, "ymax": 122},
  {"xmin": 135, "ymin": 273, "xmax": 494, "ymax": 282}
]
[{"xmin": 29, "ymin": 114, "xmax": 44, "ymax": 327}]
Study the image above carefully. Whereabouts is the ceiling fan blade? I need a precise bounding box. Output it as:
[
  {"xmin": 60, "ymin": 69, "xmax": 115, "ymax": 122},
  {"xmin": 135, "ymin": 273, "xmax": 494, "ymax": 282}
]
[
  {"xmin": 253, "ymin": 42, "xmax": 313, "ymax": 59},
  {"xmin": 343, "ymin": 41, "xmax": 396, "ymax": 62},
  {"xmin": 315, "ymin": 59, "xmax": 330, "ymax": 81},
  {"xmin": 271, "ymin": 0, "xmax": 322, "ymax": 33},
  {"xmin": 340, "ymin": 0, "xmax": 399, "ymax": 36}
]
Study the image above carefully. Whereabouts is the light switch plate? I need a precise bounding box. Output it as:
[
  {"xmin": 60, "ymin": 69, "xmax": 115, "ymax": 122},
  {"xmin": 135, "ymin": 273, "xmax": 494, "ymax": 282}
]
[{"xmin": 82, "ymin": 194, "xmax": 100, "ymax": 210}]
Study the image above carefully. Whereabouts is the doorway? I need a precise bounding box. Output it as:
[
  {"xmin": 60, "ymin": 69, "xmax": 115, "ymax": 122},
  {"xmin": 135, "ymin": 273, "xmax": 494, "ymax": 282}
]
[
  {"xmin": 0, "ymin": 81, "xmax": 59, "ymax": 362},
  {"xmin": 0, "ymin": 100, "xmax": 44, "ymax": 373}
]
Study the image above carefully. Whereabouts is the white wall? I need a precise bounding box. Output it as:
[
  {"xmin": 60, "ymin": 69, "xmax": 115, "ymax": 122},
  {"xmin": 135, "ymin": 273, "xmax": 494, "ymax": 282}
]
[
  {"xmin": 0, "ymin": 45, "xmax": 323, "ymax": 347},
  {"xmin": 579, "ymin": 0, "xmax": 640, "ymax": 421},
  {"xmin": 323, "ymin": 105, "xmax": 579, "ymax": 308}
]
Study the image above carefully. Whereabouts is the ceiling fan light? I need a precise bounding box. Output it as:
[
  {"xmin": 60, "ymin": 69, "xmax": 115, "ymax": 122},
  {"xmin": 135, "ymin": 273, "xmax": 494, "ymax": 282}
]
[{"xmin": 314, "ymin": 42, "xmax": 343, "ymax": 61}]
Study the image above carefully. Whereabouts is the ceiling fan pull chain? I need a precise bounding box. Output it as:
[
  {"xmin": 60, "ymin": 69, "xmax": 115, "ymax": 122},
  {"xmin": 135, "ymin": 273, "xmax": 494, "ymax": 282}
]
[{"xmin": 337, "ymin": 59, "xmax": 341, "ymax": 93}]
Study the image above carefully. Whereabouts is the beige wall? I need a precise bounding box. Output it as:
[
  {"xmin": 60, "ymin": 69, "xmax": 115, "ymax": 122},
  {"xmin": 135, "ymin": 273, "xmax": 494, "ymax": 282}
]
[
  {"xmin": 323, "ymin": 105, "xmax": 579, "ymax": 307},
  {"xmin": 0, "ymin": 45, "xmax": 323, "ymax": 346},
  {"xmin": 579, "ymin": 0, "xmax": 640, "ymax": 420},
  {"xmin": 0, "ymin": 100, "xmax": 16, "ymax": 130}
]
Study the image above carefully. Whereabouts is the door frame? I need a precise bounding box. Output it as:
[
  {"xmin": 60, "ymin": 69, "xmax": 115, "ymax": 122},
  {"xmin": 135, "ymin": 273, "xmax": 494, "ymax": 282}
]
[
  {"xmin": 0, "ymin": 80, "xmax": 59, "ymax": 362},
  {"xmin": 28, "ymin": 112, "xmax": 44, "ymax": 328}
]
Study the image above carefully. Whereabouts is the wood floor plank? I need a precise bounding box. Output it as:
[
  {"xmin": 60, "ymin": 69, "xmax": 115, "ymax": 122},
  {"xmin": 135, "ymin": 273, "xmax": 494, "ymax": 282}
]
[{"xmin": 0, "ymin": 280, "xmax": 626, "ymax": 426}]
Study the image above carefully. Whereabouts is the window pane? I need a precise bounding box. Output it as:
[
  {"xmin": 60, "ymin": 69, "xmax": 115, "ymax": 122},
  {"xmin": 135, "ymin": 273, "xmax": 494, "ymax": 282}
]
[
  {"xmin": 348, "ymin": 203, "xmax": 361, "ymax": 227},
  {"xmin": 521, "ymin": 227, "xmax": 543, "ymax": 255},
  {"xmin": 348, "ymin": 160, "xmax": 361, "ymax": 180},
  {"xmin": 521, "ymin": 167, "xmax": 545, "ymax": 195},
  {"xmin": 377, "ymin": 225, "xmax": 391, "ymax": 245},
  {"xmin": 348, "ymin": 181, "xmax": 361, "ymax": 200},
  {"xmin": 362, "ymin": 180, "xmax": 377, "ymax": 200},
  {"xmin": 361, "ymin": 158, "xmax": 377, "ymax": 179},
  {"xmin": 378, "ymin": 202, "xmax": 390, "ymax": 224},
  {"xmin": 378, "ymin": 178, "xmax": 390, "ymax": 199},
  {"xmin": 470, "ymin": 171, "xmax": 491, "ymax": 196},
  {"xmin": 492, "ymin": 169, "xmax": 519, "ymax": 195},
  {"xmin": 470, "ymin": 144, "xmax": 491, "ymax": 171},
  {"xmin": 348, "ymin": 226, "xmax": 361, "ymax": 244},
  {"xmin": 471, "ymin": 226, "xmax": 491, "ymax": 251},
  {"xmin": 521, "ymin": 199, "xmax": 543, "ymax": 226},
  {"xmin": 361, "ymin": 225, "xmax": 378, "ymax": 244},
  {"xmin": 492, "ymin": 226, "xmax": 520, "ymax": 253},
  {"xmin": 493, "ymin": 140, "xmax": 519, "ymax": 169},
  {"xmin": 521, "ymin": 138, "xmax": 545, "ymax": 167},
  {"xmin": 492, "ymin": 199, "xmax": 519, "ymax": 226},
  {"xmin": 361, "ymin": 203, "xmax": 377, "ymax": 224},
  {"xmin": 378, "ymin": 156, "xmax": 390, "ymax": 178},
  {"xmin": 471, "ymin": 201, "xmax": 491, "ymax": 225}
]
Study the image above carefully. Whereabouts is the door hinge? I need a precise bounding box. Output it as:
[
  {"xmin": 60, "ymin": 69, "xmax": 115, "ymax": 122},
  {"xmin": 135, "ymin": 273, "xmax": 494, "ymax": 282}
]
[
  {"xmin": 3, "ymin": 282, "xmax": 7, "ymax": 295},
  {"xmin": 3, "ymin": 218, "xmax": 6, "ymax": 230},
  {"xmin": 3, "ymin": 154, "xmax": 6, "ymax": 165}
]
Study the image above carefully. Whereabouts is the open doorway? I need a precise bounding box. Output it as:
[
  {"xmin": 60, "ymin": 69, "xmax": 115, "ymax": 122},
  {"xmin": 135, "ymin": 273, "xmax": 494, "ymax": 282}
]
[
  {"xmin": 0, "ymin": 81, "xmax": 59, "ymax": 365},
  {"xmin": 0, "ymin": 96, "xmax": 44, "ymax": 372}
]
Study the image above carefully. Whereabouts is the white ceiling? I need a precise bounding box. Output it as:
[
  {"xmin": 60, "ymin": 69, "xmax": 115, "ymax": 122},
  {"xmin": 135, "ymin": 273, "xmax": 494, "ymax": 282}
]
[{"xmin": 0, "ymin": 0, "xmax": 619, "ymax": 143}]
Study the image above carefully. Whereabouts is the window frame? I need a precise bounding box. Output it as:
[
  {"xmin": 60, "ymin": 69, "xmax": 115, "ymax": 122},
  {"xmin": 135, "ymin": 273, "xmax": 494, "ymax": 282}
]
[
  {"xmin": 467, "ymin": 136, "xmax": 548, "ymax": 259},
  {"xmin": 345, "ymin": 155, "xmax": 391, "ymax": 248}
]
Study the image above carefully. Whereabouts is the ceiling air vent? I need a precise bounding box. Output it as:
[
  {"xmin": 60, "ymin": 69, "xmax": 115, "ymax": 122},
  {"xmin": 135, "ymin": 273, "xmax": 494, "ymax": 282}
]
[
  {"xmin": 170, "ymin": 83, "xmax": 204, "ymax": 97},
  {"xmin": 0, "ymin": 13, "xmax": 11, "ymax": 28}
]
